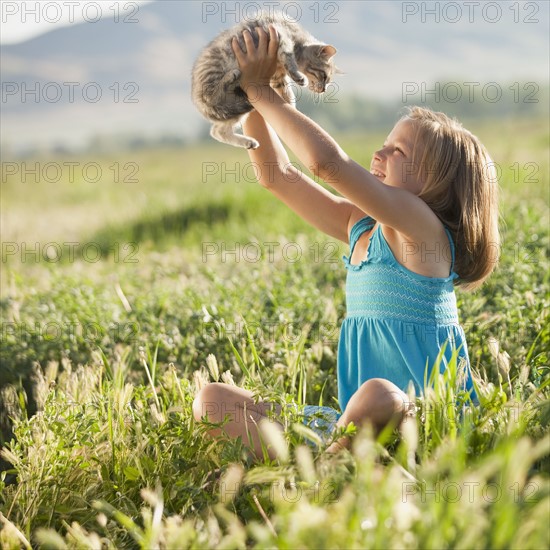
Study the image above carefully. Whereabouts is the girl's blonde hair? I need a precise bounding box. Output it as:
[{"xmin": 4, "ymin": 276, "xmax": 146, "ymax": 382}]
[{"xmin": 402, "ymin": 106, "xmax": 500, "ymax": 291}]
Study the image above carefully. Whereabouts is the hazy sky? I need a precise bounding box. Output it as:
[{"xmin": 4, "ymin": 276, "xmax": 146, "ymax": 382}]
[
  {"xmin": 0, "ymin": 0, "xmax": 153, "ymax": 43},
  {"xmin": 2, "ymin": 0, "xmax": 548, "ymax": 152}
]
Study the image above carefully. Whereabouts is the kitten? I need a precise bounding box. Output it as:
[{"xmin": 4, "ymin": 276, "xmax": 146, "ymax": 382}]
[{"xmin": 191, "ymin": 12, "xmax": 337, "ymax": 149}]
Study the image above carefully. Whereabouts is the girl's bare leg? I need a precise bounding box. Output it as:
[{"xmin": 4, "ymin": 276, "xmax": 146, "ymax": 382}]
[
  {"xmin": 193, "ymin": 382, "xmax": 284, "ymax": 460},
  {"xmin": 325, "ymin": 378, "xmax": 411, "ymax": 453}
]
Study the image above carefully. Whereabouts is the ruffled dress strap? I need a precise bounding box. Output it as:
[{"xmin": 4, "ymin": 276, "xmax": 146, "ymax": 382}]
[{"xmin": 347, "ymin": 215, "xmax": 376, "ymax": 258}]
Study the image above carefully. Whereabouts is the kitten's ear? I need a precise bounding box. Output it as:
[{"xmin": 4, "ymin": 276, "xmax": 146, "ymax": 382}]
[{"xmin": 318, "ymin": 45, "xmax": 337, "ymax": 60}]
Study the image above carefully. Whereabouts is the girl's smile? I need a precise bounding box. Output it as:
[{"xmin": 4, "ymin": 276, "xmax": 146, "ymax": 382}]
[{"xmin": 371, "ymin": 119, "xmax": 422, "ymax": 195}]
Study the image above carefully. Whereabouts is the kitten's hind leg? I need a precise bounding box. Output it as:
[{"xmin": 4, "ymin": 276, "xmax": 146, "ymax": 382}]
[
  {"xmin": 210, "ymin": 68, "xmax": 241, "ymax": 104},
  {"xmin": 210, "ymin": 120, "xmax": 259, "ymax": 150},
  {"xmin": 220, "ymin": 68, "xmax": 241, "ymax": 89}
]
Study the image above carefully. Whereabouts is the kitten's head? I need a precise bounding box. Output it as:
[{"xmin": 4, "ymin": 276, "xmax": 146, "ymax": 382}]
[{"xmin": 300, "ymin": 44, "xmax": 338, "ymax": 93}]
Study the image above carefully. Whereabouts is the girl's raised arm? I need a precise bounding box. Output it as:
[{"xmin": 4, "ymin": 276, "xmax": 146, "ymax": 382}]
[
  {"xmin": 232, "ymin": 26, "xmax": 444, "ymax": 243},
  {"xmin": 241, "ymin": 109, "xmax": 360, "ymax": 243}
]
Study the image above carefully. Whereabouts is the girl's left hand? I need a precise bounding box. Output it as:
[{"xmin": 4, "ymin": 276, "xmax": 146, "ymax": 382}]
[{"xmin": 231, "ymin": 25, "xmax": 279, "ymax": 94}]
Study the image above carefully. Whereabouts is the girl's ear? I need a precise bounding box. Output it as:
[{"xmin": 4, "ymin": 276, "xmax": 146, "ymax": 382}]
[{"xmin": 318, "ymin": 44, "xmax": 337, "ymax": 59}]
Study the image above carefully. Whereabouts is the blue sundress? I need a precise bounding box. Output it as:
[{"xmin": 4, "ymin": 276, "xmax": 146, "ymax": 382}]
[{"xmin": 301, "ymin": 215, "xmax": 475, "ymax": 443}]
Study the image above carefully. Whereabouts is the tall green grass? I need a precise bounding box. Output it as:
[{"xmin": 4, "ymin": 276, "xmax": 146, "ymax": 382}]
[
  {"xmin": 0, "ymin": 347, "xmax": 548, "ymax": 548},
  {"xmin": 1, "ymin": 116, "xmax": 549, "ymax": 548}
]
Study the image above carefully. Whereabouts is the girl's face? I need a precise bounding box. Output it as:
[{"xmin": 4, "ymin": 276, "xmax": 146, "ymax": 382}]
[{"xmin": 370, "ymin": 119, "xmax": 424, "ymax": 195}]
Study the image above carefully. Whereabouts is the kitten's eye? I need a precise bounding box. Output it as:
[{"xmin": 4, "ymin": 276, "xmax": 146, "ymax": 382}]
[{"xmin": 310, "ymin": 71, "xmax": 327, "ymax": 84}]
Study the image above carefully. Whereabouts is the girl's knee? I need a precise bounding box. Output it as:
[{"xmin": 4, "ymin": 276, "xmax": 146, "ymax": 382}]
[
  {"xmin": 361, "ymin": 378, "xmax": 408, "ymax": 409},
  {"xmin": 193, "ymin": 382, "xmax": 227, "ymax": 422},
  {"xmin": 343, "ymin": 378, "xmax": 410, "ymax": 433}
]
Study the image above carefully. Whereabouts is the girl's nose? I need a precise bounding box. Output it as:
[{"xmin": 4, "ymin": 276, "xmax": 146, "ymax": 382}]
[{"xmin": 373, "ymin": 148, "xmax": 384, "ymax": 162}]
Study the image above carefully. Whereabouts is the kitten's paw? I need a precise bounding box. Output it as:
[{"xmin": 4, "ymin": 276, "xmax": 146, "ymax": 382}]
[
  {"xmin": 292, "ymin": 72, "xmax": 309, "ymax": 87},
  {"xmin": 246, "ymin": 138, "xmax": 260, "ymax": 150}
]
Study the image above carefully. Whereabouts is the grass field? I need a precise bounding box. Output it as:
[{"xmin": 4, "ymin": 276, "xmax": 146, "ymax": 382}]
[{"xmin": 1, "ymin": 115, "xmax": 549, "ymax": 549}]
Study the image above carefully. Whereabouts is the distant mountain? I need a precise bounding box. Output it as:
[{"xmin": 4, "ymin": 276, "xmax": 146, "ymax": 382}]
[{"xmin": 1, "ymin": 0, "xmax": 548, "ymax": 154}]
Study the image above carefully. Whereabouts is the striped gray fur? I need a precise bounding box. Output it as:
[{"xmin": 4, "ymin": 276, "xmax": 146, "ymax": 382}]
[{"xmin": 191, "ymin": 12, "xmax": 337, "ymax": 149}]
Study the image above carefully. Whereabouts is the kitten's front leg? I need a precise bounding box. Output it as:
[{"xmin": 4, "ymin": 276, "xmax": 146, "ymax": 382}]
[{"xmin": 279, "ymin": 49, "xmax": 309, "ymax": 88}]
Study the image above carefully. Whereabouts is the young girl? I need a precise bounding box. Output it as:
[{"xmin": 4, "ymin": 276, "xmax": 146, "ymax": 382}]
[{"xmin": 192, "ymin": 26, "xmax": 500, "ymax": 458}]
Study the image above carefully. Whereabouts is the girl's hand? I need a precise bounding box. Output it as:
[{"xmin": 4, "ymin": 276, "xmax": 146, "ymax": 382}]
[{"xmin": 231, "ymin": 25, "xmax": 279, "ymax": 95}]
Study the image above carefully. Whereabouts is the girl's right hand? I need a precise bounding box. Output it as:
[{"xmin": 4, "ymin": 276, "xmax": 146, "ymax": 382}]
[{"xmin": 231, "ymin": 25, "xmax": 279, "ymax": 95}]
